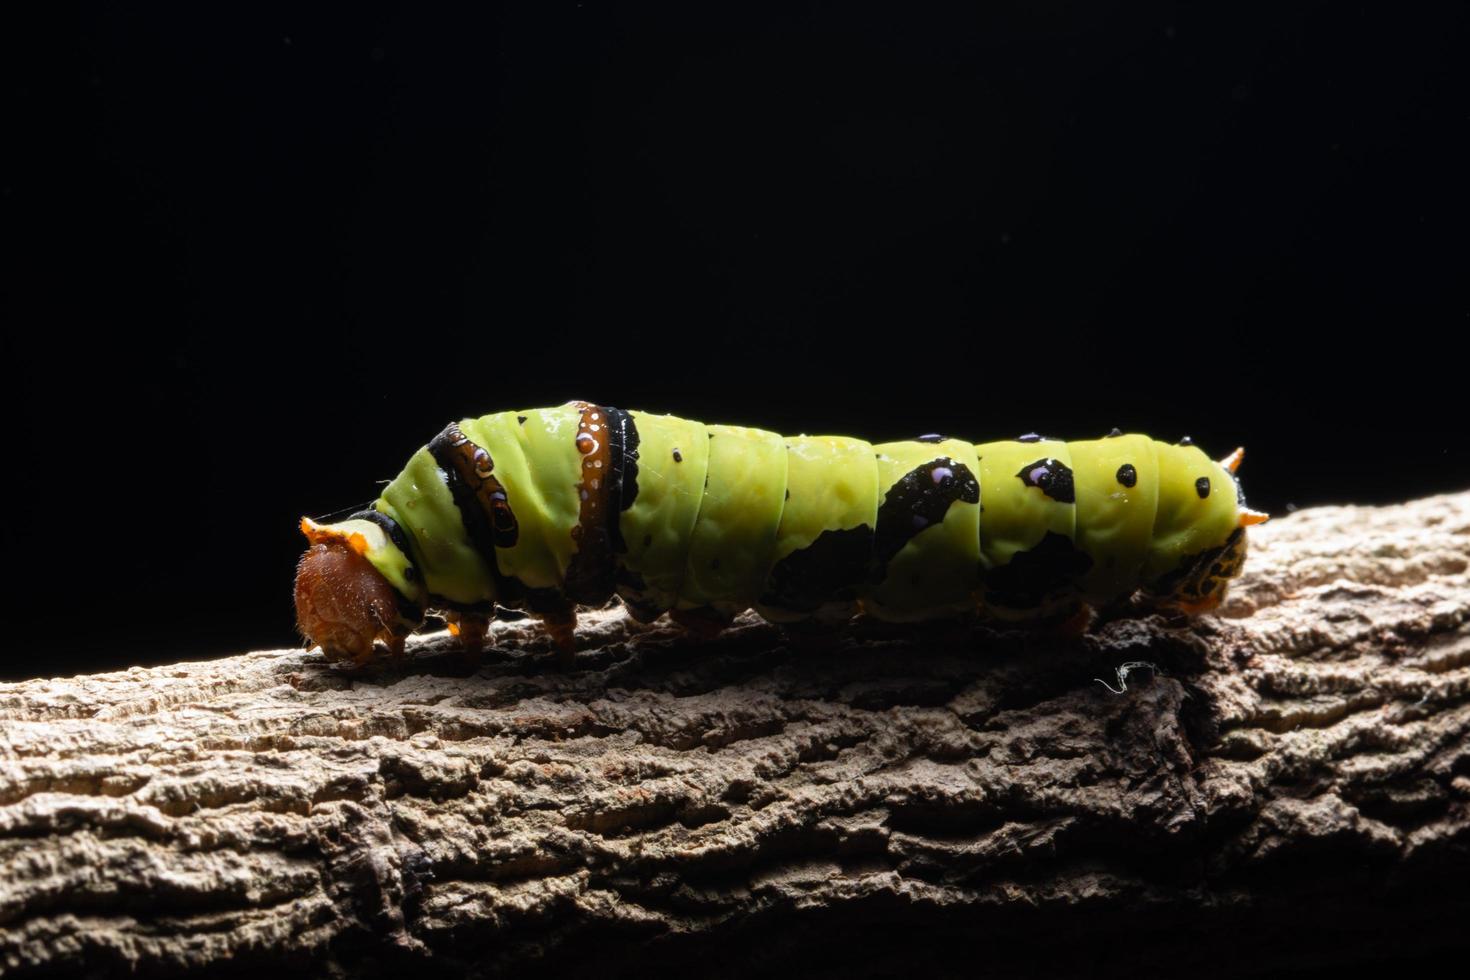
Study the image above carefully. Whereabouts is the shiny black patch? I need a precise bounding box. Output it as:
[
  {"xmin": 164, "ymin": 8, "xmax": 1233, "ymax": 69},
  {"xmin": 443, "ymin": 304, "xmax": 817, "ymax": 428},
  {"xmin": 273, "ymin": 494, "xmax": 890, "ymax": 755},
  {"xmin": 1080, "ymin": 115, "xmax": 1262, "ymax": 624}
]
[
  {"xmin": 603, "ymin": 407, "xmax": 640, "ymax": 553},
  {"xmin": 760, "ymin": 525, "xmax": 875, "ymax": 613},
  {"xmin": 916, "ymin": 434, "xmax": 948, "ymax": 444},
  {"xmin": 1017, "ymin": 458, "xmax": 1076, "ymax": 504},
  {"xmin": 1196, "ymin": 476, "xmax": 1211, "ymax": 499},
  {"xmin": 1017, "ymin": 433, "xmax": 1042, "ymax": 443},
  {"xmin": 1115, "ymin": 463, "xmax": 1137, "ymax": 488},
  {"xmin": 982, "ymin": 532, "xmax": 1093, "ymax": 610},
  {"xmin": 1179, "ymin": 436, "xmax": 1193, "ymax": 446},
  {"xmin": 1106, "ymin": 427, "xmax": 1123, "ymax": 438},
  {"xmin": 872, "ymin": 458, "xmax": 979, "ymax": 580}
]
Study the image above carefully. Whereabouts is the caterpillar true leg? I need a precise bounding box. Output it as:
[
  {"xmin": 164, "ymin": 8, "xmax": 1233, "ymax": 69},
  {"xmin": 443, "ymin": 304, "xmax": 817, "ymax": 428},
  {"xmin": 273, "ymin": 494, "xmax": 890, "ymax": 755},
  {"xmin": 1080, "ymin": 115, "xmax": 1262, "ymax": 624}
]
[
  {"xmin": 444, "ymin": 610, "xmax": 490, "ymax": 656},
  {"xmin": 541, "ymin": 609, "xmax": 578, "ymax": 663},
  {"xmin": 668, "ymin": 608, "xmax": 735, "ymax": 637}
]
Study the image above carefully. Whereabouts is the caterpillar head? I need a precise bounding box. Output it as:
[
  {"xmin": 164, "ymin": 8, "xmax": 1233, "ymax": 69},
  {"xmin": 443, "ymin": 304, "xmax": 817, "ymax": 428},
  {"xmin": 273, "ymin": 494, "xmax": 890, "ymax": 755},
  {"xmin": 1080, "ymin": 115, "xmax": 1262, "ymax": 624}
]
[{"xmin": 294, "ymin": 518, "xmax": 422, "ymax": 663}]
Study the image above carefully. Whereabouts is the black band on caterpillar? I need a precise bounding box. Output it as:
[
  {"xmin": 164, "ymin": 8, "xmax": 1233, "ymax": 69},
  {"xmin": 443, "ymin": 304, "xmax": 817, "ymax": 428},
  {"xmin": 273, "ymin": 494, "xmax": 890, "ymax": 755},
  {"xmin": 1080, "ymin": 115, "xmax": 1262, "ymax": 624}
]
[{"xmin": 427, "ymin": 421, "xmax": 530, "ymax": 608}]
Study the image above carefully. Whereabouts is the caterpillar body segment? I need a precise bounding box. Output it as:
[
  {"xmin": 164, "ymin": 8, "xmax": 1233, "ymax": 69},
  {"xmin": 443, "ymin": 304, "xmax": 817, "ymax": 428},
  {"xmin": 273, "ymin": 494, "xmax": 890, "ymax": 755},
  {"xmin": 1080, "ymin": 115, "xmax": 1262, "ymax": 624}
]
[
  {"xmin": 611, "ymin": 412, "xmax": 707, "ymax": 621},
  {"xmin": 755, "ymin": 435, "xmax": 877, "ymax": 626},
  {"xmin": 868, "ymin": 437, "xmax": 981, "ymax": 621},
  {"xmin": 294, "ymin": 404, "xmax": 1262, "ymax": 664},
  {"xmin": 677, "ymin": 424, "xmax": 787, "ymax": 624}
]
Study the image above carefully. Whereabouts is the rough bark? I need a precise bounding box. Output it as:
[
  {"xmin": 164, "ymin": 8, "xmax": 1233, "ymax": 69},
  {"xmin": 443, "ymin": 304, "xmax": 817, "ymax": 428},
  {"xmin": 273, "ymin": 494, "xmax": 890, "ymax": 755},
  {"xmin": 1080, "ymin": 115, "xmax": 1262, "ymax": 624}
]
[{"xmin": 3, "ymin": 493, "xmax": 1469, "ymax": 978}]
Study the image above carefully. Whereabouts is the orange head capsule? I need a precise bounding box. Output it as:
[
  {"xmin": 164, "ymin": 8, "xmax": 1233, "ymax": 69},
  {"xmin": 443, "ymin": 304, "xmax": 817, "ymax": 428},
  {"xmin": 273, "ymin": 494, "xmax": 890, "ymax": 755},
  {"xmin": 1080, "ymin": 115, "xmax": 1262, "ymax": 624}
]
[{"xmin": 294, "ymin": 523, "xmax": 410, "ymax": 663}]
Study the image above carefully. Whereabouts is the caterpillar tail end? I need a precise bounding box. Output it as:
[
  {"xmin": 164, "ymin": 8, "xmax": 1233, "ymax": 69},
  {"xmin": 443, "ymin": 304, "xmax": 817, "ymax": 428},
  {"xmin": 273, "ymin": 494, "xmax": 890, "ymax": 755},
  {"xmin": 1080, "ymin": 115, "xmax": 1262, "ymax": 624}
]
[
  {"xmin": 295, "ymin": 518, "xmax": 406, "ymax": 664},
  {"xmin": 1220, "ymin": 446, "xmax": 1268, "ymax": 526}
]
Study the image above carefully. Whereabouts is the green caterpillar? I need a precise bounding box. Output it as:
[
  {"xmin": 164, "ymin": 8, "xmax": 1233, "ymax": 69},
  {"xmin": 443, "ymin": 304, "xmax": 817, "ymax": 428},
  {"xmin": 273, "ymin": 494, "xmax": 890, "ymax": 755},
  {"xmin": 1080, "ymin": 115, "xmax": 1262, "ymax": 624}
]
[{"xmin": 294, "ymin": 402, "xmax": 1266, "ymax": 663}]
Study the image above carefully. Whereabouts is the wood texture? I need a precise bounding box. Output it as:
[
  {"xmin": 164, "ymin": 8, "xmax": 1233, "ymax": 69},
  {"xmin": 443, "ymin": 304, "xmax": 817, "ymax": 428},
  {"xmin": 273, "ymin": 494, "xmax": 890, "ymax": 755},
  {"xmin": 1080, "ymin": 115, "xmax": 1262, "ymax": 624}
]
[{"xmin": 3, "ymin": 492, "xmax": 1469, "ymax": 978}]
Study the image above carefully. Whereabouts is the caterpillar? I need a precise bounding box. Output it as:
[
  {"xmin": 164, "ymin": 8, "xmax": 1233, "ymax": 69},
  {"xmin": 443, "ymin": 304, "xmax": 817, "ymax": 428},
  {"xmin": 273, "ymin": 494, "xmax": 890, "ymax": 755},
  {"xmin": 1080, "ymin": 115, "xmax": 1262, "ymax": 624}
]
[{"xmin": 294, "ymin": 403, "xmax": 1268, "ymax": 664}]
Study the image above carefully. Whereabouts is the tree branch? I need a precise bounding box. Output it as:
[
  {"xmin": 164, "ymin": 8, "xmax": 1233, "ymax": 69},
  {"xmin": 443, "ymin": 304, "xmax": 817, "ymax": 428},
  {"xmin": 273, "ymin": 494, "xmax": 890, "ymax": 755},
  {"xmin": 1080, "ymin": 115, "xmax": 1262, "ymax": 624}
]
[{"xmin": 3, "ymin": 493, "xmax": 1469, "ymax": 977}]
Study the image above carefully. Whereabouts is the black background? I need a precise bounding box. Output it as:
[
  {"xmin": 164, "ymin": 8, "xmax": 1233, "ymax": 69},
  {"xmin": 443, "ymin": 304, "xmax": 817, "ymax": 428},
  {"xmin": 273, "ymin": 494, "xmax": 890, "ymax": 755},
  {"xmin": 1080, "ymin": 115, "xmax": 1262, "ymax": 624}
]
[{"xmin": 6, "ymin": 1, "xmax": 1467, "ymax": 679}]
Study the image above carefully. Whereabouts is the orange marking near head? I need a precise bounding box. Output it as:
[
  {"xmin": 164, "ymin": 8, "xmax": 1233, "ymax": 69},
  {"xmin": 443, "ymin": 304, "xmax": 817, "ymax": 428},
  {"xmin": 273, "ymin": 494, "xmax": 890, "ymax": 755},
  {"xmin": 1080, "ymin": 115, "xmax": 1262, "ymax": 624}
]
[
  {"xmin": 1220, "ymin": 447, "xmax": 1245, "ymax": 473},
  {"xmin": 1239, "ymin": 507, "xmax": 1270, "ymax": 527},
  {"xmin": 299, "ymin": 516, "xmax": 370, "ymax": 554}
]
